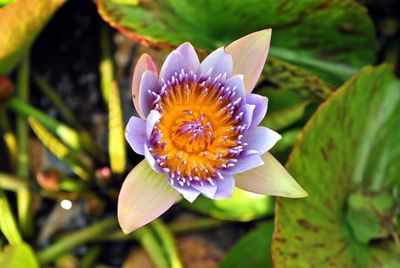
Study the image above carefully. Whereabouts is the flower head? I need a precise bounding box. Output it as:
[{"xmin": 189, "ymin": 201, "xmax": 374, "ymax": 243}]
[{"xmin": 119, "ymin": 29, "xmax": 307, "ymax": 233}]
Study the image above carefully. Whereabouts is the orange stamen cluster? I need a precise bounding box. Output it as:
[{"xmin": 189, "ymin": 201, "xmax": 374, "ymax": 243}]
[{"xmin": 148, "ymin": 72, "xmax": 246, "ymax": 186}]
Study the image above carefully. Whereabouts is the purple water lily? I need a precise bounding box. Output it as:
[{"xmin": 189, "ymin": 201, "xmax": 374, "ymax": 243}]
[{"xmin": 119, "ymin": 29, "xmax": 307, "ymax": 234}]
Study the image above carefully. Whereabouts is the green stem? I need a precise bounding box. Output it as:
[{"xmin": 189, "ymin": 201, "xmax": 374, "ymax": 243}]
[
  {"xmin": 100, "ymin": 24, "xmax": 126, "ymax": 174},
  {"xmin": 99, "ymin": 24, "xmax": 113, "ymax": 105},
  {"xmin": 80, "ymin": 245, "xmax": 102, "ymax": 268},
  {"xmin": 0, "ymin": 189, "xmax": 23, "ymax": 246},
  {"xmin": 9, "ymin": 98, "xmax": 80, "ymax": 149},
  {"xmin": 16, "ymin": 53, "xmax": 33, "ymax": 238},
  {"xmin": 0, "ymin": 107, "xmax": 11, "ymax": 131},
  {"xmin": 151, "ymin": 220, "xmax": 183, "ymax": 268},
  {"xmin": 97, "ymin": 218, "xmax": 227, "ymax": 241},
  {"xmin": 0, "ymin": 172, "xmax": 29, "ymax": 192},
  {"xmin": 16, "ymin": 55, "xmax": 30, "ymax": 179},
  {"xmin": 169, "ymin": 217, "xmax": 227, "ymax": 234},
  {"xmin": 32, "ymin": 72, "xmax": 81, "ymax": 127},
  {"xmin": 37, "ymin": 217, "xmax": 227, "ymax": 265},
  {"xmin": 8, "ymin": 98, "xmax": 104, "ymax": 161},
  {"xmin": 37, "ymin": 218, "xmax": 117, "ymax": 265},
  {"xmin": 136, "ymin": 226, "xmax": 170, "ymax": 268}
]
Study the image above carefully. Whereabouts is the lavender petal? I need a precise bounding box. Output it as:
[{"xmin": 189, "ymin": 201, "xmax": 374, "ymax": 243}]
[
  {"xmin": 222, "ymin": 154, "xmax": 264, "ymax": 175},
  {"xmin": 176, "ymin": 42, "xmax": 200, "ymax": 75},
  {"xmin": 146, "ymin": 110, "xmax": 161, "ymax": 139},
  {"xmin": 139, "ymin": 71, "xmax": 161, "ymax": 117},
  {"xmin": 200, "ymin": 47, "xmax": 233, "ymax": 81},
  {"xmin": 246, "ymin": 94, "xmax": 268, "ymax": 129},
  {"xmin": 125, "ymin": 116, "xmax": 146, "ymax": 155},
  {"xmin": 243, "ymin": 126, "xmax": 281, "ymax": 155},
  {"xmin": 213, "ymin": 175, "xmax": 235, "ymax": 200}
]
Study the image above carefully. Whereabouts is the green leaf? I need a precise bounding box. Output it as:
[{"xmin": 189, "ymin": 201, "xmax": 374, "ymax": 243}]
[
  {"xmin": 261, "ymin": 58, "xmax": 333, "ymax": 101},
  {"xmin": 0, "ymin": 0, "xmax": 15, "ymax": 7},
  {"xmin": 0, "ymin": 0, "xmax": 66, "ymax": 74},
  {"xmin": 15, "ymin": 53, "xmax": 34, "ymax": 238},
  {"xmin": 258, "ymin": 58, "xmax": 333, "ymax": 132},
  {"xmin": 346, "ymin": 191, "xmax": 397, "ymax": 244},
  {"xmin": 273, "ymin": 65, "xmax": 400, "ymax": 267},
  {"xmin": 0, "ymin": 243, "xmax": 39, "ymax": 268},
  {"xmin": 182, "ymin": 188, "xmax": 274, "ymax": 221},
  {"xmin": 28, "ymin": 117, "xmax": 93, "ymax": 180},
  {"xmin": 97, "ymin": 0, "xmax": 378, "ymax": 83},
  {"xmin": 220, "ymin": 221, "xmax": 274, "ymax": 268},
  {"xmin": 0, "ymin": 190, "xmax": 22, "ymax": 246},
  {"xmin": 7, "ymin": 98, "xmax": 104, "ymax": 161}
]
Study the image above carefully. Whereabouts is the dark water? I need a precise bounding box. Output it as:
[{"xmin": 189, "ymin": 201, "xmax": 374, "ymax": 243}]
[{"xmin": 32, "ymin": 0, "xmax": 104, "ymax": 126}]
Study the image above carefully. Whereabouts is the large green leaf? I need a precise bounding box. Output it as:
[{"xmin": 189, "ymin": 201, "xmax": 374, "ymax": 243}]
[
  {"xmin": 220, "ymin": 221, "xmax": 274, "ymax": 268},
  {"xmin": 273, "ymin": 65, "xmax": 400, "ymax": 267},
  {"xmin": 258, "ymin": 58, "xmax": 332, "ymax": 135},
  {"xmin": 0, "ymin": 0, "xmax": 66, "ymax": 74},
  {"xmin": 261, "ymin": 58, "xmax": 333, "ymax": 102},
  {"xmin": 97, "ymin": 0, "xmax": 378, "ymax": 83},
  {"xmin": 181, "ymin": 188, "xmax": 274, "ymax": 222}
]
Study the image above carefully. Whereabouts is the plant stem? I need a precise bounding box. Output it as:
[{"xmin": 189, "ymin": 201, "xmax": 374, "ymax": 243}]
[
  {"xmin": 80, "ymin": 245, "xmax": 102, "ymax": 268},
  {"xmin": 97, "ymin": 218, "xmax": 227, "ymax": 241},
  {"xmin": 170, "ymin": 217, "xmax": 228, "ymax": 234},
  {"xmin": 99, "ymin": 24, "xmax": 126, "ymax": 175},
  {"xmin": 135, "ymin": 226, "xmax": 170, "ymax": 268},
  {"xmin": 99, "ymin": 24, "xmax": 113, "ymax": 105},
  {"xmin": 37, "ymin": 218, "xmax": 117, "ymax": 265},
  {"xmin": 8, "ymin": 98, "xmax": 104, "ymax": 161},
  {"xmin": 0, "ymin": 172, "xmax": 29, "ymax": 191},
  {"xmin": 151, "ymin": 220, "xmax": 183, "ymax": 268},
  {"xmin": 37, "ymin": 217, "xmax": 227, "ymax": 265},
  {"xmin": 16, "ymin": 52, "xmax": 34, "ymax": 238}
]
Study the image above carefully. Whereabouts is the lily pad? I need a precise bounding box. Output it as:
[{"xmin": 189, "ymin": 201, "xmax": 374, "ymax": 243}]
[
  {"xmin": 261, "ymin": 58, "xmax": 333, "ymax": 102},
  {"xmin": 258, "ymin": 58, "xmax": 332, "ymax": 134},
  {"xmin": 181, "ymin": 188, "xmax": 274, "ymax": 222},
  {"xmin": 97, "ymin": 0, "xmax": 378, "ymax": 83},
  {"xmin": 0, "ymin": 0, "xmax": 66, "ymax": 74},
  {"xmin": 273, "ymin": 65, "xmax": 400, "ymax": 267}
]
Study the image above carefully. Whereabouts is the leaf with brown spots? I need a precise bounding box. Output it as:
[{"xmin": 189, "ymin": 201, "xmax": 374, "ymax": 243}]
[
  {"xmin": 96, "ymin": 0, "xmax": 378, "ymax": 84},
  {"xmin": 273, "ymin": 65, "xmax": 400, "ymax": 267}
]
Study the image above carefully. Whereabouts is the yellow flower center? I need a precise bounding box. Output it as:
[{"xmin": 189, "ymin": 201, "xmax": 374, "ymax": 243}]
[{"xmin": 150, "ymin": 80, "xmax": 243, "ymax": 183}]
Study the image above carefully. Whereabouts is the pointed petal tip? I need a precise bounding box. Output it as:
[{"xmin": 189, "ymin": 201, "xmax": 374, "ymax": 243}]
[
  {"xmin": 235, "ymin": 152, "xmax": 307, "ymax": 199},
  {"xmin": 294, "ymin": 187, "xmax": 308, "ymax": 198},
  {"xmin": 226, "ymin": 29, "xmax": 272, "ymax": 93},
  {"xmin": 132, "ymin": 53, "xmax": 158, "ymax": 119},
  {"xmin": 119, "ymin": 223, "xmax": 134, "ymax": 235},
  {"xmin": 281, "ymin": 183, "xmax": 308, "ymax": 199},
  {"xmin": 117, "ymin": 160, "xmax": 179, "ymax": 236}
]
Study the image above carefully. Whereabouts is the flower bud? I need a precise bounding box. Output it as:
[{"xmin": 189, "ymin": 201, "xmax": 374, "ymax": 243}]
[
  {"xmin": 36, "ymin": 168, "xmax": 61, "ymax": 191},
  {"xmin": 0, "ymin": 75, "xmax": 14, "ymax": 104}
]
